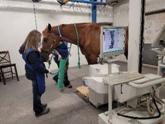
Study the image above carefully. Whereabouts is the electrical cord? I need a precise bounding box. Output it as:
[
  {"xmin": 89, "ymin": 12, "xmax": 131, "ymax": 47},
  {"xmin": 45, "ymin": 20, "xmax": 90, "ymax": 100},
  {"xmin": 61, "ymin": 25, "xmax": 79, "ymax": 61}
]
[
  {"xmin": 117, "ymin": 96, "xmax": 161, "ymax": 120},
  {"xmin": 147, "ymin": 96, "xmax": 156, "ymax": 116}
]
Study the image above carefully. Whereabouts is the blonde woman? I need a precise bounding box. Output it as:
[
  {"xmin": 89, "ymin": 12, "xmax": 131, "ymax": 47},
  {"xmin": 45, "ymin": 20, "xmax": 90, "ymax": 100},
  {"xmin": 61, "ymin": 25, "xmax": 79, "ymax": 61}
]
[{"xmin": 19, "ymin": 30, "xmax": 49, "ymax": 117}]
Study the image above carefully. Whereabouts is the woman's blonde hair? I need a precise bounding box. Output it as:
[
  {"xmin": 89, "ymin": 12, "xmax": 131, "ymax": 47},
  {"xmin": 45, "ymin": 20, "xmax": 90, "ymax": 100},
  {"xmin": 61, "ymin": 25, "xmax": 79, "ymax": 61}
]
[{"xmin": 24, "ymin": 30, "xmax": 41, "ymax": 52}]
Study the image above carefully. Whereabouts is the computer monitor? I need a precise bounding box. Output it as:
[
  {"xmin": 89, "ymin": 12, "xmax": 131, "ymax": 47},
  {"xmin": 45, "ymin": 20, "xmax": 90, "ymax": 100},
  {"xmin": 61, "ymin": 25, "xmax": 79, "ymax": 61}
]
[{"xmin": 99, "ymin": 26, "xmax": 126, "ymax": 61}]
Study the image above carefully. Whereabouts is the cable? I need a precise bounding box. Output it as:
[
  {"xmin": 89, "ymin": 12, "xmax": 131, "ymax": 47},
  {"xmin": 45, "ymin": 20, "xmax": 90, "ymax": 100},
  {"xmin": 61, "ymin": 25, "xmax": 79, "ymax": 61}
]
[
  {"xmin": 32, "ymin": 1, "xmax": 38, "ymax": 30},
  {"xmin": 117, "ymin": 96, "xmax": 161, "ymax": 120},
  {"xmin": 147, "ymin": 96, "xmax": 156, "ymax": 116}
]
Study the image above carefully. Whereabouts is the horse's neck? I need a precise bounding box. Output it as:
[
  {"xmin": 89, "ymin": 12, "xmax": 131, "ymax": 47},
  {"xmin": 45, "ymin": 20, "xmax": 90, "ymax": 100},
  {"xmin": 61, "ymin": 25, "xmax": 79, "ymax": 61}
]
[{"xmin": 61, "ymin": 24, "xmax": 82, "ymax": 45}]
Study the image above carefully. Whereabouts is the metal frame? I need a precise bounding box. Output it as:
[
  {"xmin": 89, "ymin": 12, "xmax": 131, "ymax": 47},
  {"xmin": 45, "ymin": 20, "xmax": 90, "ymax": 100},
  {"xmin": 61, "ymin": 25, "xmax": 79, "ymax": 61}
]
[
  {"xmin": 33, "ymin": 0, "xmax": 107, "ymax": 22},
  {"xmin": 70, "ymin": 0, "xmax": 107, "ymax": 22}
]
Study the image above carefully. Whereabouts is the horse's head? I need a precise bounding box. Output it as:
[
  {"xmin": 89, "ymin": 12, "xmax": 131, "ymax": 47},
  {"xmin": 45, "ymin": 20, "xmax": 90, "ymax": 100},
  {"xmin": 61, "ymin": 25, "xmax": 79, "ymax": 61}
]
[{"xmin": 41, "ymin": 24, "xmax": 61, "ymax": 61}]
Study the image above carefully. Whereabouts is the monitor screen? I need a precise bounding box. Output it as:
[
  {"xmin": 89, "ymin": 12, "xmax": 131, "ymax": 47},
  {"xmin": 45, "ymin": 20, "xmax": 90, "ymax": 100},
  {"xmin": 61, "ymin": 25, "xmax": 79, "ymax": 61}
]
[{"xmin": 100, "ymin": 26, "xmax": 126, "ymax": 61}]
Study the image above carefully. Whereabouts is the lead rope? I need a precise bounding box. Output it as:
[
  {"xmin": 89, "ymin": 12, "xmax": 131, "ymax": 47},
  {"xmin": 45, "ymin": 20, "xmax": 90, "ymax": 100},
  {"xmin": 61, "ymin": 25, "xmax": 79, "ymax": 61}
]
[
  {"xmin": 74, "ymin": 24, "xmax": 81, "ymax": 68},
  {"xmin": 32, "ymin": 1, "xmax": 38, "ymax": 30},
  {"xmin": 48, "ymin": 43, "xmax": 72, "ymax": 77}
]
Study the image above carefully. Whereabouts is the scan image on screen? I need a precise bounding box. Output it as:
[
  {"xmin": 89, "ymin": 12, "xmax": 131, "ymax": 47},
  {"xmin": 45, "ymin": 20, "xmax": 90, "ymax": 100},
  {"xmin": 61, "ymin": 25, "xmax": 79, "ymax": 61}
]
[{"xmin": 102, "ymin": 28, "xmax": 125, "ymax": 55}]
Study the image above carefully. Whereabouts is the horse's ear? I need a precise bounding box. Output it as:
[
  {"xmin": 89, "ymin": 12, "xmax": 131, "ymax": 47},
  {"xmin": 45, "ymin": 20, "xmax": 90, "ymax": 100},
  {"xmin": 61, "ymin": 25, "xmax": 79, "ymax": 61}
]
[{"xmin": 48, "ymin": 23, "xmax": 52, "ymax": 32}]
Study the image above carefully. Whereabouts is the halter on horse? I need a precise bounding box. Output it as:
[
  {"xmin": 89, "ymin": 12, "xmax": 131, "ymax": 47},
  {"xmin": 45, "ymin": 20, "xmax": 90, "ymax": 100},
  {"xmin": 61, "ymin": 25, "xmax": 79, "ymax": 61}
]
[{"xmin": 41, "ymin": 23, "xmax": 128, "ymax": 64}]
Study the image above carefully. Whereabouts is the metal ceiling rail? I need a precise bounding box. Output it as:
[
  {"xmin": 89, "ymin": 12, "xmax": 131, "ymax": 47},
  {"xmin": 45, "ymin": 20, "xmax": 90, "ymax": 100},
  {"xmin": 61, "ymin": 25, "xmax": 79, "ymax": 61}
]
[
  {"xmin": 71, "ymin": 0, "xmax": 106, "ymax": 5},
  {"xmin": 0, "ymin": 0, "xmax": 111, "ymax": 22},
  {"xmin": 70, "ymin": 0, "xmax": 108, "ymax": 22},
  {"xmin": 0, "ymin": 0, "xmax": 91, "ymax": 14}
]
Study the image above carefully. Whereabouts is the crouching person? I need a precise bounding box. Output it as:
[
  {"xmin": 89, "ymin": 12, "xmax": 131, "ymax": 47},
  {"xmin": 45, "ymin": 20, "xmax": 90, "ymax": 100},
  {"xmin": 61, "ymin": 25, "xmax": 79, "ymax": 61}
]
[
  {"xmin": 52, "ymin": 41, "xmax": 72, "ymax": 88},
  {"xmin": 19, "ymin": 30, "xmax": 50, "ymax": 117}
]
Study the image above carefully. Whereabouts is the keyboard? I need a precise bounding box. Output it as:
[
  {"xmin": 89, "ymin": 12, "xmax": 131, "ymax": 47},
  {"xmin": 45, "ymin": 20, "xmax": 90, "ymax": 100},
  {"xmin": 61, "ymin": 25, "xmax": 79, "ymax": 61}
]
[
  {"xmin": 104, "ymin": 72, "xmax": 144, "ymax": 86},
  {"xmin": 130, "ymin": 74, "xmax": 161, "ymax": 84}
]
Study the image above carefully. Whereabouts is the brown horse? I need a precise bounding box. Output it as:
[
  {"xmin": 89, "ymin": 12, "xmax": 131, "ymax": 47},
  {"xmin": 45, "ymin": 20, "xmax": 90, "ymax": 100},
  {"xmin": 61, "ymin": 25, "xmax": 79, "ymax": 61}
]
[{"xmin": 41, "ymin": 23, "xmax": 128, "ymax": 64}]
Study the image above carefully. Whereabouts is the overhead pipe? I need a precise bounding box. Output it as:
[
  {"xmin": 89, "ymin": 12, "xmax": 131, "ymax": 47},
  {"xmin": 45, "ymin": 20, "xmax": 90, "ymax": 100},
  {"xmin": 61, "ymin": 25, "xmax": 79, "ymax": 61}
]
[{"xmin": 145, "ymin": 8, "xmax": 165, "ymax": 16}]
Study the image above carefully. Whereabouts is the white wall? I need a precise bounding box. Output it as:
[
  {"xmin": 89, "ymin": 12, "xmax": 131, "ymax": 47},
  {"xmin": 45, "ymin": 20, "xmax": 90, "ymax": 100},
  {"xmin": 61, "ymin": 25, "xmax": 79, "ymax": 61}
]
[
  {"xmin": 0, "ymin": 0, "xmax": 112, "ymax": 76},
  {"xmin": 144, "ymin": 0, "xmax": 165, "ymax": 44},
  {"xmin": 113, "ymin": 0, "xmax": 165, "ymax": 62},
  {"xmin": 113, "ymin": 0, "xmax": 165, "ymax": 27},
  {"xmin": 113, "ymin": 0, "xmax": 129, "ymax": 26}
]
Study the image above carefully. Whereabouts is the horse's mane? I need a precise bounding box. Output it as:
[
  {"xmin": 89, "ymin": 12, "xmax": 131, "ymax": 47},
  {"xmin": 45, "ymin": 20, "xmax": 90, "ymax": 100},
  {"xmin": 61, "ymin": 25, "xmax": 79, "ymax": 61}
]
[{"xmin": 54, "ymin": 22, "xmax": 112, "ymax": 27}]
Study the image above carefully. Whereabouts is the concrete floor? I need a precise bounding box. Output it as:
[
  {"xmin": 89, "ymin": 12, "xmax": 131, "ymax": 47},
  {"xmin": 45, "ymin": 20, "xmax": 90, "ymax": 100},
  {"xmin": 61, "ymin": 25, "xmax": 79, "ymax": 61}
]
[{"xmin": 0, "ymin": 62, "xmax": 165, "ymax": 124}]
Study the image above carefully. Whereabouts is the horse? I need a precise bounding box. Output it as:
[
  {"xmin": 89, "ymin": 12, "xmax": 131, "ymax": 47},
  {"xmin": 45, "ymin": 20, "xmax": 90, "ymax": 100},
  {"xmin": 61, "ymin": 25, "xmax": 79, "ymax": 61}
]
[{"xmin": 41, "ymin": 23, "xmax": 128, "ymax": 64}]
